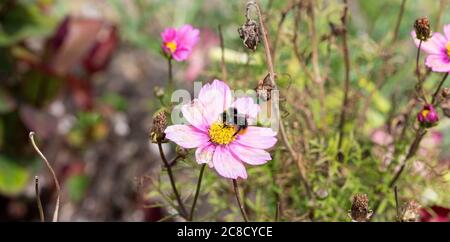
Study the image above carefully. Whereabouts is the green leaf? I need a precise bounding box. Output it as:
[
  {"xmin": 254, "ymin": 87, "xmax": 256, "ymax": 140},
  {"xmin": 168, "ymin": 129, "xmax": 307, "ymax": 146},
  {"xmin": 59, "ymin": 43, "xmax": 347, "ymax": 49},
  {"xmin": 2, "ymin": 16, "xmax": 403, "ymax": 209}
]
[
  {"xmin": 0, "ymin": 156, "xmax": 30, "ymax": 196},
  {"xmin": 66, "ymin": 175, "xmax": 89, "ymax": 202}
]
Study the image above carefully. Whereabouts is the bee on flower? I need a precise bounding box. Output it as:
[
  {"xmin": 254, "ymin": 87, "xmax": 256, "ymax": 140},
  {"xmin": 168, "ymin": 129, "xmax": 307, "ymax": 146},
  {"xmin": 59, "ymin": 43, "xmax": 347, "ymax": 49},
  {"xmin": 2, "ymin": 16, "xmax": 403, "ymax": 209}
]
[{"xmin": 164, "ymin": 80, "xmax": 277, "ymax": 179}]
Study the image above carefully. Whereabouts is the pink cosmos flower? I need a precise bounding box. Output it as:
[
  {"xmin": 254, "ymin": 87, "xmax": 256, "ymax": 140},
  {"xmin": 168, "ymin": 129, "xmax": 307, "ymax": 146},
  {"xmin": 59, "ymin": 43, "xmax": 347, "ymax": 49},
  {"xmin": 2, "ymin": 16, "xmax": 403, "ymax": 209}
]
[
  {"xmin": 417, "ymin": 104, "xmax": 439, "ymax": 127},
  {"xmin": 411, "ymin": 24, "xmax": 450, "ymax": 72},
  {"xmin": 164, "ymin": 80, "xmax": 277, "ymax": 179},
  {"xmin": 161, "ymin": 24, "xmax": 200, "ymax": 62}
]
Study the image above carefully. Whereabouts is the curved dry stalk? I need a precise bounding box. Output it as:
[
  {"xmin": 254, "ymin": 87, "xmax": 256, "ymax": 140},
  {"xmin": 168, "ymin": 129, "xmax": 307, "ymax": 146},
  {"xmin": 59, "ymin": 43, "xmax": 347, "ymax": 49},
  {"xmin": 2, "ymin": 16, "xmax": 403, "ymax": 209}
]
[
  {"xmin": 29, "ymin": 131, "xmax": 60, "ymax": 222},
  {"xmin": 35, "ymin": 176, "xmax": 45, "ymax": 222}
]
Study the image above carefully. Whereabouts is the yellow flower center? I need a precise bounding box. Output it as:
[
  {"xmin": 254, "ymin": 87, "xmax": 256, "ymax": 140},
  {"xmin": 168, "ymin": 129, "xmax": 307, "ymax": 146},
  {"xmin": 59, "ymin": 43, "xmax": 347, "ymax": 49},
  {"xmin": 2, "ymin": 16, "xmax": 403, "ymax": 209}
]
[
  {"xmin": 421, "ymin": 109, "xmax": 430, "ymax": 117},
  {"xmin": 208, "ymin": 122, "xmax": 236, "ymax": 145},
  {"xmin": 447, "ymin": 42, "xmax": 450, "ymax": 56},
  {"xmin": 165, "ymin": 41, "xmax": 177, "ymax": 53}
]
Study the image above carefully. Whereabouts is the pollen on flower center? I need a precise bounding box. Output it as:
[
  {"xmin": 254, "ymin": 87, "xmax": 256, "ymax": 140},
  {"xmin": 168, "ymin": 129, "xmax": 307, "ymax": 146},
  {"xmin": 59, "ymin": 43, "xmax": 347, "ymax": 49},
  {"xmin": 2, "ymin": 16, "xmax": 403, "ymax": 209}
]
[
  {"xmin": 165, "ymin": 41, "xmax": 177, "ymax": 53},
  {"xmin": 447, "ymin": 42, "xmax": 450, "ymax": 56},
  {"xmin": 421, "ymin": 109, "xmax": 430, "ymax": 117},
  {"xmin": 208, "ymin": 122, "xmax": 236, "ymax": 145}
]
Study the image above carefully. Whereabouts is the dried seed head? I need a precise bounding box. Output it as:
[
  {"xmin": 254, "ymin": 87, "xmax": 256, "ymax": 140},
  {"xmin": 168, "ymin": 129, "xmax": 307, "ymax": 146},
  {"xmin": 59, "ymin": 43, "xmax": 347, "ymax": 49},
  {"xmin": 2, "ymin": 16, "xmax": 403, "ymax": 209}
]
[
  {"xmin": 400, "ymin": 200, "xmax": 421, "ymax": 222},
  {"xmin": 238, "ymin": 19, "xmax": 261, "ymax": 51},
  {"xmin": 350, "ymin": 194, "xmax": 372, "ymax": 222},
  {"xmin": 150, "ymin": 111, "xmax": 167, "ymax": 143},
  {"xmin": 414, "ymin": 17, "xmax": 432, "ymax": 41},
  {"xmin": 442, "ymin": 87, "xmax": 450, "ymax": 99},
  {"xmin": 153, "ymin": 86, "xmax": 165, "ymax": 99},
  {"xmin": 441, "ymin": 97, "xmax": 450, "ymax": 118},
  {"xmin": 176, "ymin": 146, "xmax": 188, "ymax": 158},
  {"xmin": 255, "ymin": 73, "xmax": 274, "ymax": 101}
]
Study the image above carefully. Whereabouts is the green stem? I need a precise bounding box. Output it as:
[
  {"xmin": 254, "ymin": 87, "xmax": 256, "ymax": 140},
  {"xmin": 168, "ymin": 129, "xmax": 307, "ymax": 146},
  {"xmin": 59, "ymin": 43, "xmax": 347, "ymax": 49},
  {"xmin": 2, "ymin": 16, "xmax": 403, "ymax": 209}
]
[
  {"xmin": 157, "ymin": 141, "xmax": 188, "ymax": 219},
  {"xmin": 189, "ymin": 164, "xmax": 206, "ymax": 221},
  {"xmin": 232, "ymin": 179, "xmax": 249, "ymax": 222}
]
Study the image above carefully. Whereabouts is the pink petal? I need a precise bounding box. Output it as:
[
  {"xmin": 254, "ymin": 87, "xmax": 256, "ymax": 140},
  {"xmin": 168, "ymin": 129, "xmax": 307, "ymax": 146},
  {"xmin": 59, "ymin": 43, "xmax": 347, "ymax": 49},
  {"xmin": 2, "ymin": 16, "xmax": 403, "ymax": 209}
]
[
  {"xmin": 235, "ymin": 126, "xmax": 277, "ymax": 149},
  {"xmin": 444, "ymin": 24, "xmax": 450, "ymax": 40},
  {"xmin": 198, "ymin": 79, "xmax": 232, "ymax": 124},
  {"xmin": 195, "ymin": 143, "xmax": 215, "ymax": 165},
  {"xmin": 212, "ymin": 146, "xmax": 247, "ymax": 179},
  {"xmin": 164, "ymin": 125, "xmax": 209, "ymax": 148},
  {"xmin": 425, "ymin": 54, "xmax": 450, "ymax": 72},
  {"xmin": 232, "ymin": 97, "xmax": 260, "ymax": 124},
  {"xmin": 411, "ymin": 31, "xmax": 446, "ymax": 55},
  {"xmin": 172, "ymin": 47, "xmax": 191, "ymax": 61},
  {"xmin": 229, "ymin": 143, "xmax": 271, "ymax": 165},
  {"xmin": 181, "ymin": 99, "xmax": 208, "ymax": 131},
  {"xmin": 177, "ymin": 25, "xmax": 200, "ymax": 48},
  {"xmin": 161, "ymin": 28, "xmax": 176, "ymax": 43}
]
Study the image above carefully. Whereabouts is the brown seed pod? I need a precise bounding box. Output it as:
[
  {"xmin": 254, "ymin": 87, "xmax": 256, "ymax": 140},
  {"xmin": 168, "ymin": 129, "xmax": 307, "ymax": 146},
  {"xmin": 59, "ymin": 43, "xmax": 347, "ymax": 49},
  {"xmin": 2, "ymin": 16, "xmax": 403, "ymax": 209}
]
[
  {"xmin": 399, "ymin": 200, "xmax": 421, "ymax": 222},
  {"xmin": 255, "ymin": 73, "xmax": 274, "ymax": 101},
  {"xmin": 238, "ymin": 19, "xmax": 261, "ymax": 51},
  {"xmin": 349, "ymin": 194, "xmax": 372, "ymax": 222},
  {"xmin": 150, "ymin": 111, "xmax": 167, "ymax": 143},
  {"xmin": 414, "ymin": 17, "xmax": 432, "ymax": 41}
]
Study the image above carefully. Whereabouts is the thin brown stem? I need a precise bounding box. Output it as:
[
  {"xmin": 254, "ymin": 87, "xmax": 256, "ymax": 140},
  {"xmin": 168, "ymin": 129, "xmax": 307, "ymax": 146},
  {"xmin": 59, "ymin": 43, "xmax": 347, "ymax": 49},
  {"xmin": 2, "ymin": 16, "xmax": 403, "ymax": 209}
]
[
  {"xmin": 248, "ymin": 1, "xmax": 298, "ymax": 160},
  {"xmin": 274, "ymin": 201, "xmax": 280, "ymax": 222},
  {"xmin": 167, "ymin": 57, "xmax": 173, "ymax": 96},
  {"xmin": 157, "ymin": 141, "xmax": 188, "ymax": 219},
  {"xmin": 218, "ymin": 25, "xmax": 228, "ymax": 82},
  {"xmin": 232, "ymin": 179, "xmax": 249, "ymax": 222},
  {"xmin": 35, "ymin": 176, "xmax": 45, "ymax": 222},
  {"xmin": 391, "ymin": 0, "xmax": 407, "ymax": 44},
  {"xmin": 431, "ymin": 72, "xmax": 449, "ymax": 105},
  {"xmin": 189, "ymin": 164, "xmax": 206, "ymax": 221},
  {"xmin": 337, "ymin": 0, "xmax": 350, "ymax": 151},
  {"xmin": 394, "ymin": 186, "xmax": 400, "ymax": 221},
  {"xmin": 29, "ymin": 132, "xmax": 60, "ymax": 222}
]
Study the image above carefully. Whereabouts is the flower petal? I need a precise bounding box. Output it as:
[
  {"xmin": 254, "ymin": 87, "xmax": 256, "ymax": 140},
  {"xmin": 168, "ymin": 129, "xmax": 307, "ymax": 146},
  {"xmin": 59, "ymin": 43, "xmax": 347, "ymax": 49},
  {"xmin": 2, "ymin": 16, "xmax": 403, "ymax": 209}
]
[
  {"xmin": 181, "ymin": 99, "xmax": 208, "ymax": 131},
  {"xmin": 411, "ymin": 31, "xmax": 446, "ymax": 55},
  {"xmin": 232, "ymin": 97, "xmax": 260, "ymax": 124},
  {"xmin": 198, "ymin": 79, "xmax": 232, "ymax": 124},
  {"xmin": 235, "ymin": 126, "xmax": 277, "ymax": 149},
  {"xmin": 177, "ymin": 24, "xmax": 200, "ymax": 48},
  {"xmin": 444, "ymin": 24, "xmax": 450, "ymax": 40},
  {"xmin": 173, "ymin": 47, "xmax": 190, "ymax": 61},
  {"xmin": 229, "ymin": 143, "xmax": 271, "ymax": 165},
  {"xmin": 212, "ymin": 146, "xmax": 247, "ymax": 179},
  {"xmin": 161, "ymin": 28, "xmax": 176, "ymax": 42},
  {"xmin": 164, "ymin": 125, "xmax": 209, "ymax": 148},
  {"xmin": 425, "ymin": 54, "xmax": 450, "ymax": 72},
  {"xmin": 195, "ymin": 143, "xmax": 215, "ymax": 165}
]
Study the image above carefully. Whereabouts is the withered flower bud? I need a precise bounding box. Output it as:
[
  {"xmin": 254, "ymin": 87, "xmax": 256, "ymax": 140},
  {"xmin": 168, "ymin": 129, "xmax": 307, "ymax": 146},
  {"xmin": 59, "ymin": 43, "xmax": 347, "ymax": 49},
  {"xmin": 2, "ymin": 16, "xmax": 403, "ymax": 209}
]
[
  {"xmin": 399, "ymin": 200, "xmax": 421, "ymax": 222},
  {"xmin": 238, "ymin": 19, "xmax": 261, "ymax": 51},
  {"xmin": 153, "ymin": 86, "xmax": 165, "ymax": 99},
  {"xmin": 349, "ymin": 194, "xmax": 372, "ymax": 222},
  {"xmin": 442, "ymin": 87, "xmax": 450, "ymax": 99},
  {"xmin": 414, "ymin": 17, "xmax": 432, "ymax": 41},
  {"xmin": 255, "ymin": 73, "xmax": 274, "ymax": 101},
  {"xmin": 176, "ymin": 146, "xmax": 188, "ymax": 159},
  {"xmin": 150, "ymin": 111, "xmax": 167, "ymax": 143}
]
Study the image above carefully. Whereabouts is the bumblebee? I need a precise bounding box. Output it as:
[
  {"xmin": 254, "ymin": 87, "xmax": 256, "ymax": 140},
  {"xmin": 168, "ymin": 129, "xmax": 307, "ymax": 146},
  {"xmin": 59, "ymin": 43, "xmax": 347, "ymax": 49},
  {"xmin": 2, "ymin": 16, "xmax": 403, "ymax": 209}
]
[{"xmin": 221, "ymin": 107, "xmax": 249, "ymax": 136}]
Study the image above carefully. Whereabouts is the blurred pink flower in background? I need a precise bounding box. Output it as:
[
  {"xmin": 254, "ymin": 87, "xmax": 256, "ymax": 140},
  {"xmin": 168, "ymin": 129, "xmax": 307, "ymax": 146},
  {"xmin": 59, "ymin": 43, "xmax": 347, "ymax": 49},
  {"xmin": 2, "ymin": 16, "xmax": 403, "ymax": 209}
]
[
  {"xmin": 411, "ymin": 24, "xmax": 450, "ymax": 72},
  {"xmin": 164, "ymin": 80, "xmax": 277, "ymax": 179},
  {"xmin": 370, "ymin": 127, "xmax": 393, "ymax": 146},
  {"xmin": 185, "ymin": 29, "xmax": 219, "ymax": 81},
  {"xmin": 420, "ymin": 206, "xmax": 450, "ymax": 222},
  {"xmin": 161, "ymin": 24, "xmax": 200, "ymax": 61}
]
